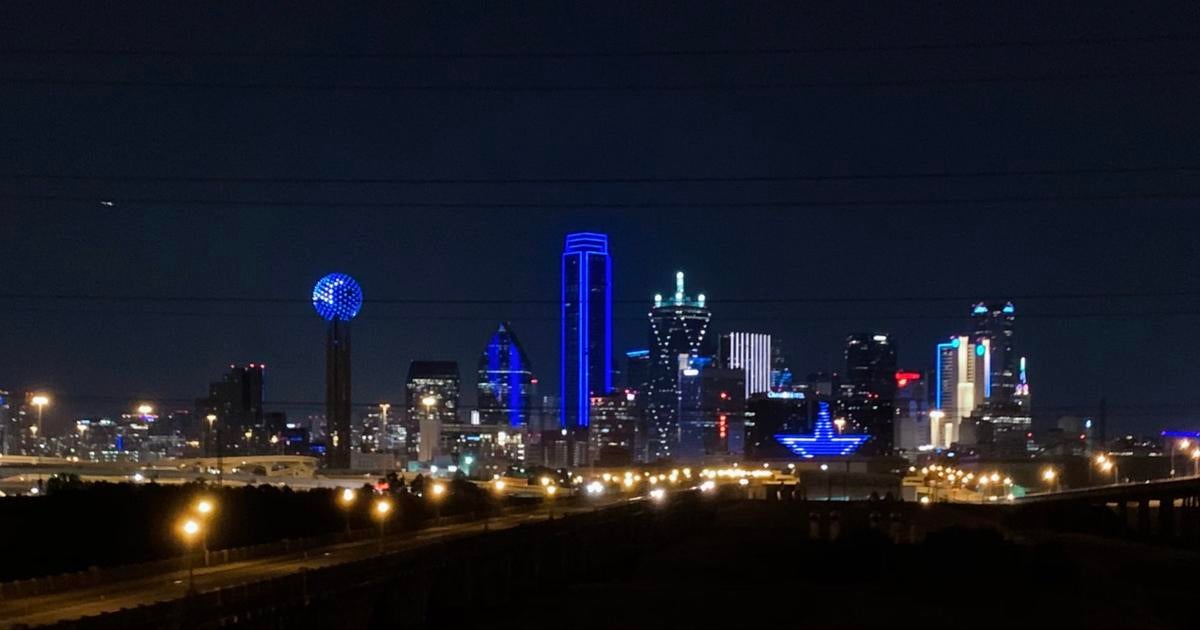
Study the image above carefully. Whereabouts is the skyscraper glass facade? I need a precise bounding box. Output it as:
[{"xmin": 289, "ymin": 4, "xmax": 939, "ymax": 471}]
[{"xmin": 477, "ymin": 322, "xmax": 536, "ymax": 427}]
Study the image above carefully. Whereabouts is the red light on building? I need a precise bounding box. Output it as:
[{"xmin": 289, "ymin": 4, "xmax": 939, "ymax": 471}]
[
  {"xmin": 531, "ymin": 378, "xmax": 539, "ymax": 384},
  {"xmin": 895, "ymin": 371, "xmax": 921, "ymax": 388},
  {"xmin": 718, "ymin": 414, "xmax": 727, "ymax": 439},
  {"xmin": 720, "ymin": 392, "xmax": 728, "ymax": 400}
]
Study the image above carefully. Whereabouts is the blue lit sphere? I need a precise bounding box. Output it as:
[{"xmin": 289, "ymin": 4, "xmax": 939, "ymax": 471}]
[
  {"xmin": 312, "ymin": 273, "xmax": 363, "ymax": 321},
  {"xmin": 976, "ymin": 344, "xmax": 986, "ymax": 357}
]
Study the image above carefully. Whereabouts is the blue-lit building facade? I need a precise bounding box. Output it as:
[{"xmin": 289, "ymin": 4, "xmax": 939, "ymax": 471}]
[
  {"xmin": 646, "ymin": 271, "xmax": 712, "ymax": 461},
  {"xmin": 775, "ymin": 401, "xmax": 869, "ymax": 458},
  {"xmin": 561, "ymin": 233, "xmax": 613, "ymax": 431},
  {"xmin": 476, "ymin": 322, "xmax": 536, "ymax": 427}
]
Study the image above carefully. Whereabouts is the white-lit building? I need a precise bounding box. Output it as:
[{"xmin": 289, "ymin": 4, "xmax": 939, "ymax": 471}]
[{"xmin": 719, "ymin": 332, "xmax": 772, "ymax": 398}]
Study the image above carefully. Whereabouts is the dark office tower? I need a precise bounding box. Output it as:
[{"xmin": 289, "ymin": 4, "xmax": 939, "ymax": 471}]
[
  {"xmin": 477, "ymin": 322, "xmax": 536, "ymax": 427},
  {"xmin": 588, "ymin": 390, "xmax": 640, "ymax": 466},
  {"xmin": 678, "ymin": 365, "xmax": 745, "ymax": 462},
  {"xmin": 561, "ymin": 232, "xmax": 613, "ymax": 429},
  {"xmin": 197, "ymin": 363, "xmax": 266, "ymax": 451},
  {"xmin": 646, "ymin": 271, "xmax": 712, "ymax": 461},
  {"xmin": 843, "ymin": 333, "xmax": 898, "ymax": 454},
  {"xmin": 311, "ymin": 273, "xmax": 363, "ymax": 469},
  {"xmin": 971, "ymin": 301, "xmax": 1018, "ymax": 407},
  {"xmin": 624, "ymin": 350, "xmax": 650, "ymax": 389}
]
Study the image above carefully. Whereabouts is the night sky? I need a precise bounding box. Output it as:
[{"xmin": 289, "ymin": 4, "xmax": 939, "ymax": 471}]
[{"xmin": 1, "ymin": 2, "xmax": 1198, "ymax": 435}]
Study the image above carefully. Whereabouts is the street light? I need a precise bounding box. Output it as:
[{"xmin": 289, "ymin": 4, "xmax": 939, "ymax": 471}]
[
  {"xmin": 205, "ymin": 413, "xmax": 223, "ymax": 485},
  {"xmin": 136, "ymin": 404, "xmax": 153, "ymax": 416},
  {"xmin": 194, "ymin": 499, "xmax": 215, "ymax": 566},
  {"xmin": 338, "ymin": 488, "xmax": 356, "ymax": 535},
  {"xmin": 429, "ymin": 482, "xmax": 446, "ymax": 520},
  {"xmin": 1100, "ymin": 459, "xmax": 1119, "ymax": 484},
  {"xmin": 1042, "ymin": 468, "xmax": 1058, "ymax": 492},
  {"xmin": 179, "ymin": 518, "xmax": 202, "ymax": 593},
  {"xmin": 545, "ymin": 484, "xmax": 557, "ymax": 520},
  {"xmin": 373, "ymin": 499, "xmax": 391, "ymax": 553},
  {"xmin": 30, "ymin": 394, "xmax": 49, "ymax": 446}
]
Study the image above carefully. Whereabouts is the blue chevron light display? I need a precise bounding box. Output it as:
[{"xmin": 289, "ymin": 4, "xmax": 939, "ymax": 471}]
[{"xmin": 774, "ymin": 401, "xmax": 869, "ymax": 458}]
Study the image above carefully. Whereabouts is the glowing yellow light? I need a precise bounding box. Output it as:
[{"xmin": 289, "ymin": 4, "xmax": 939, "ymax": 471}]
[
  {"xmin": 430, "ymin": 482, "xmax": 446, "ymax": 497},
  {"xmin": 546, "ymin": 485, "xmax": 557, "ymax": 496},
  {"xmin": 375, "ymin": 500, "xmax": 391, "ymax": 516},
  {"xmin": 196, "ymin": 499, "xmax": 214, "ymax": 515},
  {"xmin": 136, "ymin": 404, "xmax": 153, "ymax": 415},
  {"xmin": 181, "ymin": 519, "xmax": 201, "ymax": 538},
  {"xmin": 1042, "ymin": 469, "xmax": 1056, "ymax": 481},
  {"xmin": 340, "ymin": 488, "xmax": 356, "ymax": 504},
  {"xmin": 421, "ymin": 395, "xmax": 437, "ymax": 407},
  {"xmin": 31, "ymin": 395, "xmax": 49, "ymax": 407},
  {"xmin": 493, "ymin": 480, "xmax": 506, "ymax": 491},
  {"xmin": 539, "ymin": 476, "xmax": 551, "ymax": 486}
]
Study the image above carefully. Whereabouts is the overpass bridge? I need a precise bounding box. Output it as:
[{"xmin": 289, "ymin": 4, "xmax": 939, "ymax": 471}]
[{"xmin": 1018, "ymin": 474, "xmax": 1200, "ymax": 541}]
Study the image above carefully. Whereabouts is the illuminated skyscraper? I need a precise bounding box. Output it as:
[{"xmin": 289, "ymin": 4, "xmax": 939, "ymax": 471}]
[
  {"xmin": 971, "ymin": 302, "xmax": 1018, "ymax": 406},
  {"xmin": 561, "ymin": 232, "xmax": 613, "ymax": 429},
  {"xmin": 933, "ymin": 335, "xmax": 978, "ymax": 447},
  {"xmin": 476, "ymin": 322, "xmax": 536, "ymax": 427},
  {"xmin": 405, "ymin": 361, "xmax": 460, "ymax": 461},
  {"xmin": 196, "ymin": 363, "xmax": 265, "ymax": 452},
  {"xmin": 311, "ymin": 272, "xmax": 363, "ymax": 469},
  {"xmin": 646, "ymin": 271, "xmax": 711, "ymax": 461},
  {"xmin": 719, "ymin": 332, "xmax": 772, "ymax": 398},
  {"xmin": 842, "ymin": 333, "xmax": 897, "ymax": 454}
]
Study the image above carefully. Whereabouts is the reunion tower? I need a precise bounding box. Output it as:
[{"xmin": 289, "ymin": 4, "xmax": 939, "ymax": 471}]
[{"xmin": 312, "ymin": 272, "xmax": 363, "ymax": 469}]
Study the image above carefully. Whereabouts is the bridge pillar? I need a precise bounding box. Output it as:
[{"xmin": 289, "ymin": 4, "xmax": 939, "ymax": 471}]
[
  {"xmin": 1137, "ymin": 499, "xmax": 1152, "ymax": 537},
  {"xmin": 1117, "ymin": 501, "xmax": 1129, "ymax": 534},
  {"xmin": 1158, "ymin": 496, "xmax": 1176, "ymax": 539},
  {"xmin": 1185, "ymin": 495, "xmax": 1200, "ymax": 542}
]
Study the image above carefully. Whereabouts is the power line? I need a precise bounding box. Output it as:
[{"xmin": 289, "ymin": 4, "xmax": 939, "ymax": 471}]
[
  {"xmin": 3, "ymin": 191, "xmax": 1199, "ymax": 210},
  {"xmin": 2, "ymin": 165, "xmax": 1196, "ymax": 186},
  {"xmin": 1, "ymin": 34, "xmax": 1195, "ymax": 60},
  {"xmin": 2, "ymin": 70, "xmax": 1197, "ymax": 93},
  {"xmin": 2, "ymin": 307, "xmax": 1198, "ymax": 323},
  {"xmin": 0, "ymin": 290, "xmax": 1195, "ymax": 307}
]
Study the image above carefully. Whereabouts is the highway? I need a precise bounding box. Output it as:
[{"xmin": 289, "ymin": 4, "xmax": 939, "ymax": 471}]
[{"xmin": 0, "ymin": 500, "xmax": 622, "ymax": 628}]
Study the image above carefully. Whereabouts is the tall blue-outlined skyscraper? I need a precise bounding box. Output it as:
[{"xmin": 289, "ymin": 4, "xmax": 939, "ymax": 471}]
[{"xmin": 561, "ymin": 233, "xmax": 613, "ymax": 429}]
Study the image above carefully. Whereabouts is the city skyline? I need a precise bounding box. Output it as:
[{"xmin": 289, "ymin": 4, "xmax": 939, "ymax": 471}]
[{"xmin": 0, "ymin": 218, "xmax": 1196, "ymax": 438}]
